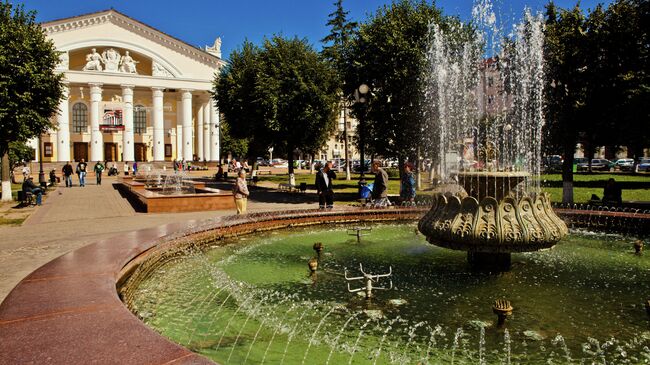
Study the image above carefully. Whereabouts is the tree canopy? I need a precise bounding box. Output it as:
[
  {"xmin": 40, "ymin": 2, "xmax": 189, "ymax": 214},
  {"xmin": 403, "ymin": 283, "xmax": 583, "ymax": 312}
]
[
  {"xmin": 0, "ymin": 1, "xmax": 64, "ymax": 200},
  {"xmin": 343, "ymin": 0, "xmax": 445, "ymax": 166},
  {"xmin": 215, "ymin": 36, "xmax": 339, "ymax": 173}
]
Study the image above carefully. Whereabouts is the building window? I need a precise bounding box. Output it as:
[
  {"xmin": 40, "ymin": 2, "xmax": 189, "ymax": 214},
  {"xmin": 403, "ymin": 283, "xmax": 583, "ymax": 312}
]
[
  {"xmin": 72, "ymin": 103, "xmax": 88, "ymax": 133},
  {"xmin": 165, "ymin": 143, "xmax": 172, "ymax": 157},
  {"xmin": 43, "ymin": 142, "xmax": 53, "ymax": 157},
  {"xmin": 134, "ymin": 105, "xmax": 146, "ymax": 134}
]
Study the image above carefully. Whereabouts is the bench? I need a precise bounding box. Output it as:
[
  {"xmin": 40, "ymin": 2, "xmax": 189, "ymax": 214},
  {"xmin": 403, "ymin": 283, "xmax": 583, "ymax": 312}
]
[
  {"xmin": 255, "ymin": 170, "xmax": 272, "ymax": 175},
  {"xmin": 17, "ymin": 190, "xmax": 35, "ymax": 206},
  {"xmin": 278, "ymin": 183, "xmax": 296, "ymax": 192}
]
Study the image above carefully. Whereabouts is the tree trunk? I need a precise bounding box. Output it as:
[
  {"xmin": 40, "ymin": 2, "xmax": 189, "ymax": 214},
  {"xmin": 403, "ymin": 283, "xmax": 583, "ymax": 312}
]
[
  {"xmin": 561, "ymin": 142, "xmax": 574, "ymax": 204},
  {"xmin": 1, "ymin": 147, "xmax": 12, "ymax": 202},
  {"xmin": 343, "ymin": 100, "xmax": 351, "ymax": 181},
  {"xmin": 287, "ymin": 144, "xmax": 294, "ymax": 186}
]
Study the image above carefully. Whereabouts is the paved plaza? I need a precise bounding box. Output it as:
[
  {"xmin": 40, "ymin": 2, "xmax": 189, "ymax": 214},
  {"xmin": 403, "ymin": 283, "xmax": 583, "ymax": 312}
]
[{"xmin": 0, "ymin": 175, "xmax": 315, "ymax": 301}]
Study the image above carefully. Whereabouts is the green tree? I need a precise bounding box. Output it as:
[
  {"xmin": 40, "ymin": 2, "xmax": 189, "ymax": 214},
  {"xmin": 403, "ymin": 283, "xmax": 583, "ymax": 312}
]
[
  {"xmin": 219, "ymin": 122, "xmax": 249, "ymax": 161},
  {"xmin": 215, "ymin": 36, "xmax": 339, "ymax": 177},
  {"xmin": 0, "ymin": 2, "xmax": 64, "ymax": 200},
  {"xmin": 344, "ymin": 0, "xmax": 444, "ymax": 173},
  {"xmin": 543, "ymin": 2, "xmax": 588, "ymax": 203},
  {"xmin": 322, "ymin": 0, "xmax": 357, "ymax": 179}
]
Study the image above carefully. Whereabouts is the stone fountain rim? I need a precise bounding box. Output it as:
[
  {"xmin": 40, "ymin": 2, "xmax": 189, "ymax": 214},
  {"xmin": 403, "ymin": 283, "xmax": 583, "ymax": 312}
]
[{"xmin": 0, "ymin": 207, "xmax": 425, "ymax": 365}]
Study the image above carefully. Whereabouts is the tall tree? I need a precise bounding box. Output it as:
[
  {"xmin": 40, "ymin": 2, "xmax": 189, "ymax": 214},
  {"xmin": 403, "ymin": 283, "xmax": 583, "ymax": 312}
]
[
  {"xmin": 543, "ymin": 2, "xmax": 588, "ymax": 203},
  {"xmin": 215, "ymin": 36, "xmax": 339, "ymax": 178},
  {"xmin": 322, "ymin": 0, "xmax": 357, "ymax": 180},
  {"xmin": 0, "ymin": 2, "xmax": 64, "ymax": 201},
  {"xmin": 344, "ymin": 0, "xmax": 445, "ymax": 174}
]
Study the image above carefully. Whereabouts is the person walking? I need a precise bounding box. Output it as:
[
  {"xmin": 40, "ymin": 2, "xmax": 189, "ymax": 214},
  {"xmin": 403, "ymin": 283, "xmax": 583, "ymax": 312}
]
[
  {"xmin": 93, "ymin": 161, "xmax": 105, "ymax": 185},
  {"xmin": 62, "ymin": 161, "xmax": 74, "ymax": 187},
  {"xmin": 132, "ymin": 161, "xmax": 138, "ymax": 176},
  {"xmin": 371, "ymin": 160, "xmax": 390, "ymax": 207},
  {"xmin": 400, "ymin": 162, "xmax": 416, "ymax": 206},
  {"xmin": 315, "ymin": 161, "xmax": 336, "ymax": 209},
  {"xmin": 233, "ymin": 170, "xmax": 249, "ymax": 214},
  {"xmin": 124, "ymin": 162, "xmax": 130, "ymax": 176},
  {"xmin": 76, "ymin": 159, "xmax": 88, "ymax": 187}
]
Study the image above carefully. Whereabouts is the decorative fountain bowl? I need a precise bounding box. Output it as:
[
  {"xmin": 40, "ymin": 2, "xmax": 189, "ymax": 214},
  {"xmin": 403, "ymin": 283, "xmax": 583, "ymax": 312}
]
[{"xmin": 418, "ymin": 171, "xmax": 567, "ymax": 258}]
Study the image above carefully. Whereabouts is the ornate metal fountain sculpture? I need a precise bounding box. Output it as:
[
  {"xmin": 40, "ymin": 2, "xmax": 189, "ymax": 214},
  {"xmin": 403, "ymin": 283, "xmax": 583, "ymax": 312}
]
[
  {"xmin": 345, "ymin": 264, "xmax": 392, "ymax": 299},
  {"xmin": 347, "ymin": 227, "xmax": 372, "ymax": 243}
]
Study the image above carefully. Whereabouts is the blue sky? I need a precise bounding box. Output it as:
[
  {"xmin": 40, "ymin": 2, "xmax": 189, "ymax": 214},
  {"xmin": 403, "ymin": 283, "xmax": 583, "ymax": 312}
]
[{"xmin": 23, "ymin": 0, "xmax": 613, "ymax": 60}]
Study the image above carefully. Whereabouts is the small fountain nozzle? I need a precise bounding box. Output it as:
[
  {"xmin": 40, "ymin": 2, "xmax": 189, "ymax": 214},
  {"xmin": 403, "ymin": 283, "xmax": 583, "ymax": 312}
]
[
  {"xmin": 308, "ymin": 257, "xmax": 319, "ymax": 272},
  {"xmin": 313, "ymin": 242, "xmax": 323, "ymax": 258},
  {"xmin": 493, "ymin": 299, "xmax": 513, "ymax": 326},
  {"xmin": 634, "ymin": 240, "xmax": 643, "ymax": 255}
]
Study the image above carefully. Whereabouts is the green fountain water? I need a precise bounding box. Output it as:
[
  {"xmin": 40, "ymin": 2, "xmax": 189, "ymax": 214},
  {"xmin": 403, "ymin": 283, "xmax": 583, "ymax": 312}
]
[{"xmin": 129, "ymin": 224, "xmax": 650, "ymax": 364}]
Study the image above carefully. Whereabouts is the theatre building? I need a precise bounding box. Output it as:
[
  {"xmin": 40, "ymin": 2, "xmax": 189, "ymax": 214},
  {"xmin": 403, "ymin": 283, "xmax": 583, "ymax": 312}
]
[{"xmin": 36, "ymin": 9, "xmax": 225, "ymax": 163}]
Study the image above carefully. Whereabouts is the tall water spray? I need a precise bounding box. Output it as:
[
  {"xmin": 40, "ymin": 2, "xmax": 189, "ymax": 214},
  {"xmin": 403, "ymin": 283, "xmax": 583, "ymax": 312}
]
[
  {"xmin": 418, "ymin": 1, "xmax": 566, "ymax": 267},
  {"xmin": 425, "ymin": 2, "xmax": 546, "ymax": 195}
]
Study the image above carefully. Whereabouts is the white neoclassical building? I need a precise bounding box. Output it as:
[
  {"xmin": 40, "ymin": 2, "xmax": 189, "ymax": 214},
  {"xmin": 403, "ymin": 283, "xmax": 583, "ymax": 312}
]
[{"xmin": 35, "ymin": 9, "xmax": 225, "ymax": 163}]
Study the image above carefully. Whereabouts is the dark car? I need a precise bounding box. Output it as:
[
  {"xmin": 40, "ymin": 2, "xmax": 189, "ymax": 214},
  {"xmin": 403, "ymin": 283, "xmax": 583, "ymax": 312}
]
[
  {"xmin": 636, "ymin": 158, "xmax": 650, "ymax": 172},
  {"xmin": 542, "ymin": 155, "xmax": 563, "ymax": 172},
  {"xmin": 577, "ymin": 158, "xmax": 615, "ymax": 172}
]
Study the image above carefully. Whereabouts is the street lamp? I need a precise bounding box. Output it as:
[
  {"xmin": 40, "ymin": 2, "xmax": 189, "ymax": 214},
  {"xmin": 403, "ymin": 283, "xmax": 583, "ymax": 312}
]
[
  {"xmin": 38, "ymin": 135, "xmax": 46, "ymax": 188},
  {"xmin": 354, "ymin": 84, "xmax": 369, "ymax": 177}
]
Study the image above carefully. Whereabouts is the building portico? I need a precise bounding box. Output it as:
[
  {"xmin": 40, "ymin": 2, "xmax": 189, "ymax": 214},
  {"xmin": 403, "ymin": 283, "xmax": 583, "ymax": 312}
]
[{"xmin": 39, "ymin": 9, "xmax": 225, "ymax": 163}]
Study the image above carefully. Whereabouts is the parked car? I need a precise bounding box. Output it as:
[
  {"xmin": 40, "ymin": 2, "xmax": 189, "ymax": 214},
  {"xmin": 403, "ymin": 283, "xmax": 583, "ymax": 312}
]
[
  {"xmin": 573, "ymin": 157, "xmax": 588, "ymax": 165},
  {"xmin": 613, "ymin": 158, "xmax": 635, "ymax": 171},
  {"xmin": 577, "ymin": 158, "xmax": 615, "ymax": 172},
  {"xmin": 542, "ymin": 155, "xmax": 563, "ymax": 172},
  {"xmin": 270, "ymin": 159, "xmax": 288, "ymax": 168},
  {"xmin": 636, "ymin": 157, "xmax": 650, "ymax": 172},
  {"xmin": 256, "ymin": 157, "xmax": 270, "ymax": 166}
]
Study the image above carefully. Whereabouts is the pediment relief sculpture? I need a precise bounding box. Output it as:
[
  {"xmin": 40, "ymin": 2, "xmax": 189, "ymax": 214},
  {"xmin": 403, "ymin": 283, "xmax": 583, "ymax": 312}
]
[
  {"xmin": 82, "ymin": 48, "xmax": 138, "ymax": 74},
  {"xmin": 151, "ymin": 61, "xmax": 173, "ymax": 77}
]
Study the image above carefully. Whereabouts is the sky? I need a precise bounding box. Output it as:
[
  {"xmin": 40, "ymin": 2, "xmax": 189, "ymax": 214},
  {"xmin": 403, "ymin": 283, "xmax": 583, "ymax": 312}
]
[{"xmin": 23, "ymin": 0, "xmax": 613, "ymax": 60}]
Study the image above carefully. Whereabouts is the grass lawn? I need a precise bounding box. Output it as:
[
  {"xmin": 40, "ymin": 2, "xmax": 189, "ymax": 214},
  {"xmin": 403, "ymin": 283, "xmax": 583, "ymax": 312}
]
[
  {"xmin": 540, "ymin": 173, "xmax": 650, "ymax": 203},
  {"xmin": 260, "ymin": 171, "xmax": 650, "ymax": 204}
]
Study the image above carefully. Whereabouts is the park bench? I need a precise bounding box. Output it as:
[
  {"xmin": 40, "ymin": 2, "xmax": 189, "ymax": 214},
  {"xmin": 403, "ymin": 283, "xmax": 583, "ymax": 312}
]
[
  {"xmin": 17, "ymin": 190, "xmax": 35, "ymax": 206},
  {"xmin": 278, "ymin": 183, "xmax": 296, "ymax": 192}
]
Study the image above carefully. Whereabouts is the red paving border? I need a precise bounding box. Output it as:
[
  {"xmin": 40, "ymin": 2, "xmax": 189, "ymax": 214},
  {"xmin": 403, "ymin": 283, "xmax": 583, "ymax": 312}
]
[{"xmin": 0, "ymin": 207, "xmax": 424, "ymax": 365}]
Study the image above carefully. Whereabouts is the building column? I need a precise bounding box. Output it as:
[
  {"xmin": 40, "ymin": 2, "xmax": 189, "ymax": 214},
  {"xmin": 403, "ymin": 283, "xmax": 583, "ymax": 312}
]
[
  {"xmin": 176, "ymin": 99, "xmax": 183, "ymax": 160},
  {"xmin": 210, "ymin": 99, "xmax": 220, "ymax": 162},
  {"xmin": 152, "ymin": 87, "xmax": 165, "ymax": 161},
  {"xmin": 181, "ymin": 89, "xmax": 193, "ymax": 161},
  {"xmin": 121, "ymin": 85, "xmax": 135, "ymax": 162},
  {"xmin": 197, "ymin": 103, "xmax": 204, "ymax": 161},
  {"xmin": 89, "ymin": 83, "xmax": 103, "ymax": 162},
  {"xmin": 202, "ymin": 101, "xmax": 211, "ymax": 161},
  {"xmin": 56, "ymin": 83, "xmax": 70, "ymax": 162}
]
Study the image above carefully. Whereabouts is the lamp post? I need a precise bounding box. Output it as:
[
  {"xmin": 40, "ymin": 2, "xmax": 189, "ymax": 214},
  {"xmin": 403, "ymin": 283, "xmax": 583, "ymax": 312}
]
[
  {"xmin": 354, "ymin": 84, "xmax": 369, "ymax": 177},
  {"xmin": 38, "ymin": 135, "xmax": 46, "ymax": 188}
]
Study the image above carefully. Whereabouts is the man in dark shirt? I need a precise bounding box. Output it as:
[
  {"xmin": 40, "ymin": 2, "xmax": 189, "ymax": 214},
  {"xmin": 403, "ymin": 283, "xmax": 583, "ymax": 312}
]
[
  {"xmin": 76, "ymin": 159, "xmax": 87, "ymax": 187},
  {"xmin": 62, "ymin": 162, "xmax": 73, "ymax": 187},
  {"xmin": 22, "ymin": 176, "xmax": 43, "ymax": 205},
  {"xmin": 315, "ymin": 161, "xmax": 336, "ymax": 209},
  {"xmin": 603, "ymin": 178, "xmax": 622, "ymax": 206}
]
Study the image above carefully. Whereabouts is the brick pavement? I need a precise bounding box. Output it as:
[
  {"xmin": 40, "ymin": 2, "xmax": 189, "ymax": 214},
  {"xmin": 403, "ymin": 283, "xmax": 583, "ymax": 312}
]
[{"xmin": 0, "ymin": 175, "xmax": 315, "ymax": 301}]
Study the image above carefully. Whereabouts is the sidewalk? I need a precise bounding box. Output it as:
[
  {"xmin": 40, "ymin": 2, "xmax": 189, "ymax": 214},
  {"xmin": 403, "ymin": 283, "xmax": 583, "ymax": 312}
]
[{"xmin": 0, "ymin": 175, "xmax": 316, "ymax": 301}]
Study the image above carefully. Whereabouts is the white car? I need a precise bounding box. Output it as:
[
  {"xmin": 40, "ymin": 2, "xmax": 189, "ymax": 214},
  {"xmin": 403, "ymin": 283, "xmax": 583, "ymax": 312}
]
[{"xmin": 614, "ymin": 158, "xmax": 634, "ymax": 171}]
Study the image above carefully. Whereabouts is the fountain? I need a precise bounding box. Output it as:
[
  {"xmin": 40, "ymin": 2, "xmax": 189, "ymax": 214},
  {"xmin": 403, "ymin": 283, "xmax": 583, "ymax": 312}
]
[
  {"xmin": 119, "ymin": 167, "xmax": 234, "ymax": 212},
  {"xmin": 105, "ymin": 1, "xmax": 649, "ymax": 364},
  {"xmin": 418, "ymin": 2, "xmax": 566, "ymax": 269}
]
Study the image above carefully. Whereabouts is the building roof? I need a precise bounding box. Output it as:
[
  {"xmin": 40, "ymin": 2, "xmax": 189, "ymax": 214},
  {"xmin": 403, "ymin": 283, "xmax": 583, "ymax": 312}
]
[{"xmin": 41, "ymin": 8, "xmax": 223, "ymax": 65}]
